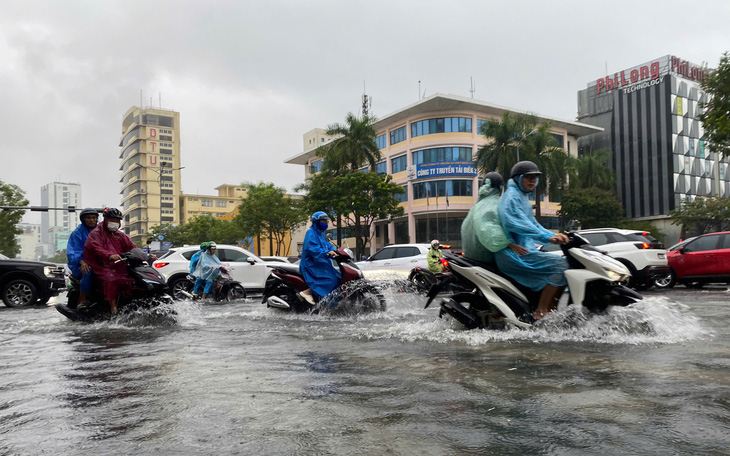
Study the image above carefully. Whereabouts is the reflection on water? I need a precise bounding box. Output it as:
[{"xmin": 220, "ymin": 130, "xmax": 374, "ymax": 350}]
[{"xmin": 0, "ymin": 288, "xmax": 728, "ymax": 455}]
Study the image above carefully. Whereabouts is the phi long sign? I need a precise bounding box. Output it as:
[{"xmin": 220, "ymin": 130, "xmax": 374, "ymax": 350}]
[{"xmin": 595, "ymin": 55, "xmax": 708, "ymax": 94}]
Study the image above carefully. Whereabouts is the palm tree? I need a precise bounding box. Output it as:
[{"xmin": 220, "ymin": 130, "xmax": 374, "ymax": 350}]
[
  {"xmin": 476, "ymin": 111, "xmax": 537, "ymax": 177},
  {"xmin": 519, "ymin": 122, "xmax": 565, "ymax": 221},
  {"xmin": 572, "ymin": 149, "xmax": 615, "ymax": 190},
  {"xmin": 319, "ymin": 113, "xmax": 382, "ymax": 259}
]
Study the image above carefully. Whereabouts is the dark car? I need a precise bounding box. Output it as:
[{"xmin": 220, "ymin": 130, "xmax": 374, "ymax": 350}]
[
  {"xmin": 660, "ymin": 231, "xmax": 730, "ymax": 288},
  {"xmin": 0, "ymin": 253, "xmax": 67, "ymax": 307}
]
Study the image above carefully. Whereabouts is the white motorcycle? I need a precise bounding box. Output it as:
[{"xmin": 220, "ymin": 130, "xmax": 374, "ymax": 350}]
[{"xmin": 424, "ymin": 232, "xmax": 643, "ymax": 330}]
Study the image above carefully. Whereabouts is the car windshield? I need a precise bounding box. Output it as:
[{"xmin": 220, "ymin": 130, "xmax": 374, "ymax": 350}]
[
  {"xmin": 0, "ymin": 253, "xmax": 8, "ymax": 260},
  {"xmin": 157, "ymin": 249, "xmax": 177, "ymax": 260}
]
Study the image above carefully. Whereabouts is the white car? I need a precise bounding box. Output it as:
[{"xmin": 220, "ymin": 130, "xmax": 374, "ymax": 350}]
[
  {"xmin": 356, "ymin": 244, "xmax": 432, "ymax": 272},
  {"xmin": 152, "ymin": 245, "xmax": 270, "ymax": 298},
  {"xmin": 554, "ymin": 228, "xmax": 669, "ymax": 290}
]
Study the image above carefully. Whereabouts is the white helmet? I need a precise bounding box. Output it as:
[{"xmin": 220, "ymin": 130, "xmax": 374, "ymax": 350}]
[{"xmin": 431, "ymin": 239, "xmax": 440, "ymax": 248}]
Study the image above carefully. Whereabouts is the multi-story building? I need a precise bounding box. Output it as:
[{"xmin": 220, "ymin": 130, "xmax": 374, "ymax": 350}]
[
  {"xmin": 287, "ymin": 93, "xmax": 601, "ymax": 254},
  {"xmin": 15, "ymin": 223, "xmax": 40, "ymax": 260},
  {"xmin": 180, "ymin": 184, "xmax": 248, "ymax": 223},
  {"xmin": 577, "ymin": 55, "xmax": 726, "ymax": 241},
  {"xmin": 39, "ymin": 181, "xmax": 82, "ymax": 256},
  {"xmin": 119, "ymin": 106, "xmax": 182, "ymax": 245}
]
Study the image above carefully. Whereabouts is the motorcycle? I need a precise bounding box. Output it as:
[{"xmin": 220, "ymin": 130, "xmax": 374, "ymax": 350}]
[
  {"xmin": 425, "ymin": 232, "xmax": 643, "ymax": 330},
  {"xmin": 176, "ymin": 266, "xmax": 246, "ymax": 302},
  {"xmin": 56, "ymin": 248, "xmax": 174, "ymax": 322},
  {"xmin": 408, "ymin": 263, "xmax": 470, "ymax": 294},
  {"xmin": 262, "ymin": 248, "xmax": 386, "ymax": 314}
]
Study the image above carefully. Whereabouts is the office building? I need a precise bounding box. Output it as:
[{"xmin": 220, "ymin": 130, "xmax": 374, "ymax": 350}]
[
  {"xmin": 39, "ymin": 181, "xmax": 81, "ymax": 256},
  {"xmin": 287, "ymin": 93, "xmax": 601, "ymax": 254},
  {"xmin": 577, "ymin": 55, "xmax": 726, "ymax": 240},
  {"xmin": 119, "ymin": 106, "xmax": 183, "ymax": 245}
]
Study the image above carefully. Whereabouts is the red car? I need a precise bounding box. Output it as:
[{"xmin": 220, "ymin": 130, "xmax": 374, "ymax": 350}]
[{"xmin": 662, "ymin": 231, "xmax": 730, "ymax": 288}]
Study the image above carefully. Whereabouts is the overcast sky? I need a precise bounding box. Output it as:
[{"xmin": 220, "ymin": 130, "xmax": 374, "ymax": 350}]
[{"xmin": 2, "ymin": 0, "xmax": 729, "ymax": 224}]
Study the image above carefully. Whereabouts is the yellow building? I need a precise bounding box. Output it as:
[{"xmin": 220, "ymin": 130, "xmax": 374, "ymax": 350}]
[
  {"xmin": 119, "ymin": 106, "xmax": 183, "ymax": 245},
  {"xmin": 180, "ymin": 184, "xmax": 248, "ymax": 223}
]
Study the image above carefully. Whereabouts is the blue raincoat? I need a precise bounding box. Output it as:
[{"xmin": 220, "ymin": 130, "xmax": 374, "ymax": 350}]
[
  {"xmin": 494, "ymin": 179, "xmax": 568, "ymax": 291},
  {"xmin": 190, "ymin": 250, "xmax": 204, "ymax": 276},
  {"xmin": 299, "ymin": 223, "xmax": 340, "ymax": 299},
  {"xmin": 66, "ymin": 222, "xmax": 95, "ymax": 292},
  {"xmin": 194, "ymin": 250, "xmax": 223, "ymax": 282},
  {"xmin": 461, "ymin": 179, "xmax": 511, "ymax": 264}
]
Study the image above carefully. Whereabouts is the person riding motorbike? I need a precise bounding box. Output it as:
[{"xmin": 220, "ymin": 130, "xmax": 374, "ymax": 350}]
[
  {"xmin": 82, "ymin": 207, "xmax": 138, "ymax": 314},
  {"xmin": 298, "ymin": 211, "xmax": 339, "ymax": 305},
  {"xmin": 461, "ymin": 172, "xmax": 527, "ymax": 264},
  {"xmin": 495, "ymin": 162, "xmax": 569, "ymax": 320},
  {"xmin": 194, "ymin": 242, "xmax": 224, "ymax": 300},
  {"xmin": 427, "ymin": 239, "xmax": 445, "ymax": 273},
  {"xmin": 189, "ymin": 241, "xmax": 211, "ymax": 297},
  {"xmin": 66, "ymin": 208, "xmax": 99, "ymax": 306}
]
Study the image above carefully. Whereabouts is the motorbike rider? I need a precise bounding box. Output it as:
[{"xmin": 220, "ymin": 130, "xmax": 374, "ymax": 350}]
[
  {"xmin": 194, "ymin": 242, "xmax": 224, "ymax": 300},
  {"xmin": 461, "ymin": 173, "xmax": 527, "ymax": 264},
  {"xmin": 189, "ymin": 241, "xmax": 210, "ymax": 298},
  {"xmin": 427, "ymin": 239, "xmax": 445, "ymax": 273},
  {"xmin": 495, "ymin": 161, "xmax": 569, "ymax": 320},
  {"xmin": 298, "ymin": 211, "xmax": 339, "ymax": 305},
  {"xmin": 82, "ymin": 207, "xmax": 138, "ymax": 314},
  {"xmin": 66, "ymin": 208, "xmax": 99, "ymax": 306}
]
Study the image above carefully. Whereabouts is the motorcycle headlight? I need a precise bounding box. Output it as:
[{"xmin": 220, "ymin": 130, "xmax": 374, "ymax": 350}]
[{"xmin": 603, "ymin": 268, "xmax": 627, "ymax": 282}]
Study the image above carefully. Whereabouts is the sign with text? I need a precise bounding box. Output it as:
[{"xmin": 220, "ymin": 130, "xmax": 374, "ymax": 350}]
[{"xmin": 408, "ymin": 161, "xmax": 477, "ymax": 180}]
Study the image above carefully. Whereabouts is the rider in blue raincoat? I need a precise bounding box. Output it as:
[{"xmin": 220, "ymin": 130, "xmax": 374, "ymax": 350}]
[
  {"xmin": 190, "ymin": 241, "xmax": 210, "ymax": 296},
  {"xmin": 461, "ymin": 172, "xmax": 527, "ymax": 264},
  {"xmin": 494, "ymin": 161, "xmax": 569, "ymax": 320},
  {"xmin": 66, "ymin": 208, "xmax": 99, "ymax": 306},
  {"xmin": 299, "ymin": 211, "xmax": 339, "ymax": 304},
  {"xmin": 194, "ymin": 242, "xmax": 224, "ymax": 299}
]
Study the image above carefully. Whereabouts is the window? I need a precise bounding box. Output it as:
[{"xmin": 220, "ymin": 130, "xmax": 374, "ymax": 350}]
[
  {"xmin": 411, "ymin": 117, "xmax": 472, "ymax": 138},
  {"xmin": 370, "ymin": 247, "xmax": 396, "ymax": 261},
  {"xmin": 201, "ymin": 200, "xmax": 213, "ymax": 207},
  {"xmin": 391, "ymin": 155, "xmax": 407, "ymax": 173},
  {"xmin": 160, "ymin": 148, "xmax": 172, "ymax": 155},
  {"xmin": 310, "ymin": 159, "xmax": 322, "ymax": 174},
  {"xmin": 375, "ymin": 162, "xmax": 387, "ymax": 174},
  {"xmin": 394, "ymin": 185, "xmax": 407, "ymax": 202},
  {"xmin": 412, "ymin": 147, "xmax": 472, "ymax": 165},
  {"xmin": 219, "ymin": 248, "xmax": 249, "ymax": 262},
  {"xmin": 720, "ymin": 234, "xmax": 730, "ymax": 250},
  {"xmin": 551, "ymin": 133, "xmax": 565, "ymax": 148},
  {"xmin": 412, "ymin": 180, "xmax": 473, "ymax": 199},
  {"xmin": 395, "ymin": 247, "xmax": 420, "ymax": 258},
  {"xmin": 581, "ymin": 233, "xmax": 611, "ymax": 246},
  {"xmin": 376, "ymin": 134, "xmax": 386, "ymax": 150},
  {"xmin": 685, "ymin": 235, "xmax": 720, "ymax": 253},
  {"xmin": 477, "ymin": 119, "xmax": 489, "ymax": 134},
  {"xmin": 215, "ymin": 200, "xmax": 227, "ymax": 207},
  {"xmin": 160, "ymin": 135, "xmax": 173, "ymax": 141},
  {"xmin": 321, "ymin": 138, "xmax": 325, "ymax": 143},
  {"xmin": 390, "ymin": 126, "xmax": 407, "ymax": 145},
  {"xmin": 181, "ymin": 251, "xmax": 196, "ymax": 260}
]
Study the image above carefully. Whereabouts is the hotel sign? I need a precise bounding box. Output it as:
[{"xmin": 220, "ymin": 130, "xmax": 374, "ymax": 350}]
[
  {"xmin": 595, "ymin": 55, "xmax": 708, "ymax": 95},
  {"xmin": 407, "ymin": 162, "xmax": 477, "ymax": 180}
]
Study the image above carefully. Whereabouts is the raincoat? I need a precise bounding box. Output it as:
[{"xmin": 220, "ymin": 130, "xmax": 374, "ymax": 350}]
[
  {"xmin": 190, "ymin": 249, "xmax": 204, "ymax": 276},
  {"xmin": 299, "ymin": 223, "xmax": 340, "ymax": 299},
  {"xmin": 83, "ymin": 219, "xmax": 137, "ymax": 302},
  {"xmin": 461, "ymin": 180, "xmax": 511, "ymax": 264},
  {"xmin": 494, "ymin": 179, "xmax": 568, "ymax": 291},
  {"xmin": 66, "ymin": 221, "xmax": 95, "ymax": 291},
  {"xmin": 427, "ymin": 246, "xmax": 444, "ymax": 273},
  {"xmin": 194, "ymin": 250, "xmax": 223, "ymax": 282}
]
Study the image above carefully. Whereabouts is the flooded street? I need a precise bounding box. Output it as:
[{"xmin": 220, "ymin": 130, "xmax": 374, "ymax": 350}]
[{"xmin": 1, "ymin": 284, "xmax": 728, "ymax": 455}]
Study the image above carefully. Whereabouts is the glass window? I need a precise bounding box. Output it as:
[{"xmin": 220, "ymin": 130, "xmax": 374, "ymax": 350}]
[
  {"xmin": 394, "ymin": 185, "xmax": 407, "ymax": 202},
  {"xmin": 581, "ymin": 233, "xmax": 611, "ymax": 246},
  {"xmin": 371, "ymin": 247, "xmax": 396, "ymax": 261},
  {"xmin": 181, "ymin": 251, "xmax": 196, "ymax": 260},
  {"xmin": 412, "ymin": 147, "xmax": 471, "ymax": 165},
  {"xmin": 376, "ymin": 134, "xmax": 386, "ymax": 150},
  {"xmin": 219, "ymin": 248, "xmax": 249, "ymax": 262},
  {"xmin": 310, "ymin": 160, "xmax": 322, "ymax": 174},
  {"xmin": 396, "ymin": 247, "xmax": 420, "ymax": 258},
  {"xmin": 720, "ymin": 234, "xmax": 730, "ymax": 250},
  {"xmin": 375, "ymin": 162, "xmax": 387, "ymax": 174},
  {"xmin": 391, "ymin": 155, "xmax": 407, "ymax": 173},
  {"xmin": 390, "ymin": 126, "xmax": 407, "ymax": 145},
  {"xmin": 685, "ymin": 235, "xmax": 720, "ymax": 253},
  {"xmin": 411, "ymin": 117, "xmax": 473, "ymax": 138}
]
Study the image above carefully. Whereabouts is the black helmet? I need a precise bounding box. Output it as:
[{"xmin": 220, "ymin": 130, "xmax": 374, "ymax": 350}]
[
  {"xmin": 510, "ymin": 161, "xmax": 542, "ymax": 179},
  {"xmin": 103, "ymin": 207, "xmax": 123, "ymax": 219},
  {"xmin": 79, "ymin": 207, "xmax": 98, "ymax": 222},
  {"xmin": 484, "ymin": 172, "xmax": 504, "ymax": 190}
]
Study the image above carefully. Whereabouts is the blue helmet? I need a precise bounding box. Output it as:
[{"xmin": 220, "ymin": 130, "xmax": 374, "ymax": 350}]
[{"xmin": 311, "ymin": 211, "xmax": 329, "ymax": 223}]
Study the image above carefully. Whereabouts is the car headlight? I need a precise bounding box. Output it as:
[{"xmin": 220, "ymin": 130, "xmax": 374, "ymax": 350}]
[{"xmin": 44, "ymin": 266, "xmax": 55, "ymax": 278}]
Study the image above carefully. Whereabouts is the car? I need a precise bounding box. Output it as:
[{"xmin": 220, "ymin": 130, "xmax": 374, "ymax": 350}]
[
  {"xmin": 152, "ymin": 245, "xmax": 271, "ymax": 299},
  {"xmin": 260, "ymin": 256, "xmax": 296, "ymax": 264},
  {"xmin": 654, "ymin": 237, "xmax": 696, "ymax": 288},
  {"xmin": 657, "ymin": 231, "xmax": 730, "ymax": 289},
  {"xmin": 0, "ymin": 253, "xmax": 66, "ymax": 307},
  {"xmin": 356, "ymin": 244, "xmax": 432, "ymax": 272}
]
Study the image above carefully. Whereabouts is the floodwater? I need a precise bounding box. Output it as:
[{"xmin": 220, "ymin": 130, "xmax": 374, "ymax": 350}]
[{"xmin": 1, "ymin": 282, "xmax": 728, "ymax": 455}]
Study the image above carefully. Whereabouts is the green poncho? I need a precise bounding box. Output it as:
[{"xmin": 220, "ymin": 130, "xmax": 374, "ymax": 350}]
[{"xmin": 460, "ymin": 179, "xmax": 511, "ymax": 263}]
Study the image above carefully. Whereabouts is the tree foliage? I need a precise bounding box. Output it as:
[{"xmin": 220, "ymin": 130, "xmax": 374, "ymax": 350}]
[
  {"xmin": 47, "ymin": 250, "xmax": 69, "ymax": 264},
  {"xmin": 0, "ymin": 181, "xmax": 29, "ymax": 257},
  {"xmin": 298, "ymin": 171, "xmax": 405, "ymax": 257},
  {"xmin": 148, "ymin": 216, "xmax": 246, "ymax": 249},
  {"xmin": 700, "ymin": 52, "xmax": 730, "ymax": 160},
  {"xmin": 323, "ymin": 113, "xmax": 382, "ymax": 172},
  {"xmin": 558, "ymin": 187, "xmax": 624, "ymax": 229},
  {"xmin": 233, "ymin": 182, "xmax": 308, "ymax": 256},
  {"xmin": 668, "ymin": 196, "xmax": 730, "ymax": 236},
  {"xmin": 570, "ymin": 149, "xmax": 615, "ymax": 190}
]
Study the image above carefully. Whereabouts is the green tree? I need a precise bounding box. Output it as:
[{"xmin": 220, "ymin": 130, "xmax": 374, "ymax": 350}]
[
  {"xmin": 299, "ymin": 171, "xmax": 404, "ymax": 259},
  {"xmin": 0, "ymin": 181, "xmax": 29, "ymax": 257},
  {"xmin": 47, "ymin": 250, "xmax": 68, "ymax": 264},
  {"xmin": 668, "ymin": 196, "xmax": 730, "ymax": 236},
  {"xmin": 700, "ymin": 52, "xmax": 730, "ymax": 160},
  {"xmin": 476, "ymin": 111, "xmax": 536, "ymax": 178},
  {"xmin": 234, "ymin": 182, "xmax": 307, "ymax": 256},
  {"xmin": 571, "ymin": 149, "xmax": 615, "ymax": 190},
  {"xmin": 148, "ymin": 216, "xmax": 246, "ymax": 248},
  {"xmin": 520, "ymin": 122, "xmax": 566, "ymax": 221},
  {"xmin": 558, "ymin": 187, "xmax": 624, "ymax": 229}
]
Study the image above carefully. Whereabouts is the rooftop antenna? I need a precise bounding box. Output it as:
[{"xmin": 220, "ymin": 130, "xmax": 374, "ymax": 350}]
[
  {"xmin": 469, "ymin": 77, "xmax": 476, "ymax": 98},
  {"xmin": 362, "ymin": 81, "xmax": 370, "ymax": 118},
  {"xmin": 418, "ymin": 80, "xmax": 421, "ymax": 100}
]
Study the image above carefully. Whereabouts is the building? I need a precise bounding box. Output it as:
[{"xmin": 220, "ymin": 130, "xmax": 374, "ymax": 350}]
[
  {"xmin": 180, "ymin": 184, "xmax": 249, "ymax": 223},
  {"xmin": 16, "ymin": 223, "xmax": 40, "ymax": 260},
  {"xmin": 39, "ymin": 181, "xmax": 82, "ymax": 256},
  {"xmin": 577, "ymin": 55, "xmax": 727, "ymax": 241},
  {"xmin": 287, "ymin": 93, "xmax": 602, "ymax": 254},
  {"xmin": 119, "ymin": 106, "xmax": 183, "ymax": 245}
]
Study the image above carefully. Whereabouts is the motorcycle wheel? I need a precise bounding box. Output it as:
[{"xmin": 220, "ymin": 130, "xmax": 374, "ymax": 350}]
[
  {"xmin": 354, "ymin": 287, "xmax": 386, "ymax": 312},
  {"xmin": 409, "ymin": 271, "xmax": 431, "ymax": 293},
  {"xmin": 226, "ymin": 285, "xmax": 246, "ymax": 302}
]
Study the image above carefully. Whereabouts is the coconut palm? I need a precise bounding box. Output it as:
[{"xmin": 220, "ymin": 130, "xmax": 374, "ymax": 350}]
[
  {"xmin": 572, "ymin": 149, "xmax": 615, "ymax": 190},
  {"xmin": 476, "ymin": 111, "xmax": 538, "ymax": 177},
  {"xmin": 519, "ymin": 122, "xmax": 565, "ymax": 221}
]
